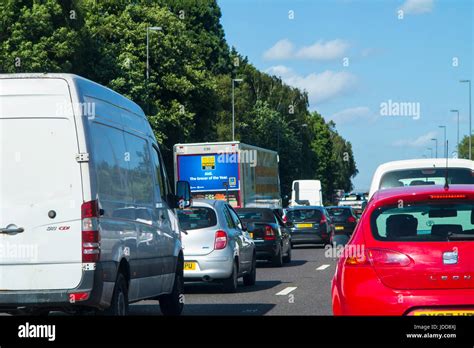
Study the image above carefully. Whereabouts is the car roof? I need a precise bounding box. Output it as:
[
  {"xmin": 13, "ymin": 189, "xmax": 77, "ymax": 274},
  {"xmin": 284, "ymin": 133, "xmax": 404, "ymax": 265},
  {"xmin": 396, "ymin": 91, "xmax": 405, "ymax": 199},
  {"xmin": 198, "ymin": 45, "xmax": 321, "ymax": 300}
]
[
  {"xmin": 371, "ymin": 184, "xmax": 474, "ymax": 203},
  {"xmin": 190, "ymin": 199, "xmax": 224, "ymax": 208},
  {"xmin": 235, "ymin": 207, "xmax": 273, "ymax": 212},
  {"xmin": 327, "ymin": 206, "xmax": 352, "ymax": 209}
]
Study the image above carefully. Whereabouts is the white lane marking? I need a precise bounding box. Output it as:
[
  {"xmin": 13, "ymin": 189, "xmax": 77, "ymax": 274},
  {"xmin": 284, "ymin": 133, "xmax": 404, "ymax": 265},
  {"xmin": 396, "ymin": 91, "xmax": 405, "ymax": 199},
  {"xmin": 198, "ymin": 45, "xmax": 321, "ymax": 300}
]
[
  {"xmin": 316, "ymin": 264, "xmax": 330, "ymax": 270},
  {"xmin": 276, "ymin": 286, "xmax": 297, "ymax": 296}
]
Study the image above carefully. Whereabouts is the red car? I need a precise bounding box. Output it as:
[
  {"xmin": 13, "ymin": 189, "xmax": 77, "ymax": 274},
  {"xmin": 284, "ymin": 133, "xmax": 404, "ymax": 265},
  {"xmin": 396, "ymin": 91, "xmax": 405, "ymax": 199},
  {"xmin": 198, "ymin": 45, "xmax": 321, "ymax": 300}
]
[{"xmin": 332, "ymin": 184, "xmax": 474, "ymax": 316}]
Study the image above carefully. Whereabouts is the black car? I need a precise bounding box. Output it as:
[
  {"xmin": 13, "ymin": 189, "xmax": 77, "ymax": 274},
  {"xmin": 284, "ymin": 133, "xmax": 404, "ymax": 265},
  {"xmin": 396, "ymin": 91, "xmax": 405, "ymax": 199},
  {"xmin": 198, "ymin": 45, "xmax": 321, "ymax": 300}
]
[
  {"xmin": 284, "ymin": 206, "xmax": 334, "ymax": 246},
  {"xmin": 236, "ymin": 208, "xmax": 292, "ymax": 267},
  {"xmin": 326, "ymin": 206, "xmax": 358, "ymax": 241}
]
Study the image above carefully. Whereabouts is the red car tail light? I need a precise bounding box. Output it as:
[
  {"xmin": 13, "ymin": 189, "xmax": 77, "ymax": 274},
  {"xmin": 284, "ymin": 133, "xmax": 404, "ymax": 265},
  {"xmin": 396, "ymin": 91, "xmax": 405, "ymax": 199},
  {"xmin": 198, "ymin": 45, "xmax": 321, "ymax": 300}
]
[
  {"xmin": 214, "ymin": 230, "xmax": 228, "ymax": 250},
  {"xmin": 264, "ymin": 225, "xmax": 276, "ymax": 241},
  {"xmin": 81, "ymin": 200, "xmax": 100, "ymax": 263},
  {"xmin": 368, "ymin": 248, "xmax": 412, "ymax": 267},
  {"xmin": 347, "ymin": 216, "xmax": 356, "ymax": 223}
]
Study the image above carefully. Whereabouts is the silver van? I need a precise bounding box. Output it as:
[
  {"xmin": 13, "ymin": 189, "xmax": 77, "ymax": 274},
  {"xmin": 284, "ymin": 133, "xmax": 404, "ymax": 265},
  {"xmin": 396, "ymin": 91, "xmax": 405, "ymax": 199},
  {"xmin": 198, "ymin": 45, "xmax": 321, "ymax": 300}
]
[{"xmin": 0, "ymin": 73, "xmax": 191, "ymax": 315}]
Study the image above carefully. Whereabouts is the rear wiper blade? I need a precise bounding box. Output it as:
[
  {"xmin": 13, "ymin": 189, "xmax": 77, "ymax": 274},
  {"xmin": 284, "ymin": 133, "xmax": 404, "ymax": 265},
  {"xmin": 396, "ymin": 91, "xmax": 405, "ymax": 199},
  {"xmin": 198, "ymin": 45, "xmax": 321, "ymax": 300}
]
[{"xmin": 447, "ymin": 233, "xmax": 474, "ymax": 241}]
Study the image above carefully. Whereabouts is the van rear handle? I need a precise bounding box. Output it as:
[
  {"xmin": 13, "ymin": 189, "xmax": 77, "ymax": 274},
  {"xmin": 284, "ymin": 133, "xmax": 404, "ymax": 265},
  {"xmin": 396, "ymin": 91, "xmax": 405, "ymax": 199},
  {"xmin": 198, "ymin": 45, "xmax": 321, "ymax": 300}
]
[{"xmin": 0, "ymin": 225, "xmax": 25, "ymax": 234}]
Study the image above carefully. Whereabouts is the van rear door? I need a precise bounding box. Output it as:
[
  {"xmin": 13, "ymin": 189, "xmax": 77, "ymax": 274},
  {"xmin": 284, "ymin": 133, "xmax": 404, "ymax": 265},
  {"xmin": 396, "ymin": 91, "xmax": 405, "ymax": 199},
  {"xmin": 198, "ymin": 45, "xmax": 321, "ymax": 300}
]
[{"xmin": 0, "ymin": 77, "xmax": 83, "ymax": 290}]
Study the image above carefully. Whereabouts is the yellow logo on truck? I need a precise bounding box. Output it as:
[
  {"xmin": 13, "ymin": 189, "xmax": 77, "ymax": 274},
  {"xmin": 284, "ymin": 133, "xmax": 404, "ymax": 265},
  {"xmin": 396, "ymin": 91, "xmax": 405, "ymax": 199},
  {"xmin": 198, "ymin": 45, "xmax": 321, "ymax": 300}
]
[{"xmin": 201, "ymin": 156, "xmax": 215, "ymax": 170}]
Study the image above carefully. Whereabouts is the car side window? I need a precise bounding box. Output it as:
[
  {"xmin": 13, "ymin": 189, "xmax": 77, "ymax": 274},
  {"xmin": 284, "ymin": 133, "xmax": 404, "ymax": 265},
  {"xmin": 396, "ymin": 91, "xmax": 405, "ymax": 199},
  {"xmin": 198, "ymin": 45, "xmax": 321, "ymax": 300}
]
[
  {"xmin": 227, "ymin": 206, "xmax": 243, "ymax": 230},
  {"xmin": 223, "ymin": 205, "xmax": 235, "ymax": 228}
]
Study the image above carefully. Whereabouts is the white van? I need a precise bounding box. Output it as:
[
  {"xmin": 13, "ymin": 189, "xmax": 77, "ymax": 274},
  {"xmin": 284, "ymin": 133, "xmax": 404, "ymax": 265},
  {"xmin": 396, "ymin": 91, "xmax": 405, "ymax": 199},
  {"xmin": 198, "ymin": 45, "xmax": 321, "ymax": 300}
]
[
  {"xmin": 289, "ymin": 180, "xmax": 323, "ymax": 206},
  {"xmin": 0, "ymin": 73, "xmax": 191, "ymax": 315},
  {"xmin": 368, "ymin": 158, "xmax": 474, "ymax": 200}
]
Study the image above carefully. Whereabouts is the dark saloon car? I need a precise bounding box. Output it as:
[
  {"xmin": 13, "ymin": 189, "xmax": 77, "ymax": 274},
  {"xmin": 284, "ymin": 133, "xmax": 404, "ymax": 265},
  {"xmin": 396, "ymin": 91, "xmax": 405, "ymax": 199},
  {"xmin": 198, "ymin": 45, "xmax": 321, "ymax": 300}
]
[
  {"xmin": 284, "ymin": 206, "xmax": 334, "ymax": 246},
  {"xmin": 236, "ymin": 208, "xmax": 291, "ymax": 267},
  {"xmin": 326, "ymin": 206, "xmax": 358, "ymax": 238}
]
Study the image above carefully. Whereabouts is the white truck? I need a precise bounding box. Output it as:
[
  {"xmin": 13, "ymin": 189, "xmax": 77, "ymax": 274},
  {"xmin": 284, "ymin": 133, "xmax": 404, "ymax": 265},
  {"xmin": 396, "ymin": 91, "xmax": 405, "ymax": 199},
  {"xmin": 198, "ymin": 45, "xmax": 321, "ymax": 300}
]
[
  {"xmin": 173, "ymin": 141, "xmax": 281, "ymax": 209},
  {"xmin": 289, "ymin": 180, "xmax": 323, "ymax": 207}
]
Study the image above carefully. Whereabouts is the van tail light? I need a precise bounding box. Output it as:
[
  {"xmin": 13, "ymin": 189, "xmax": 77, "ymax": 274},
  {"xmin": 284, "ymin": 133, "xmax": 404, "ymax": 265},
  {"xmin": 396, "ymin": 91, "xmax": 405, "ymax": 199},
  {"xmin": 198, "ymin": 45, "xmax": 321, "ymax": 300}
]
[
  {"xmin": 264, "ymin": 225, "xmax": 276, "ymax": 241},
  {"xmin": 214, "ymin": 230, "xmax": 228, "ymax": 250},
  {"xmin": 81, "ymin": 200, "xmax": 100, "ymax": 262},
  {"xmin": 347, "ymin": 216, "xmax": 356, "ymax": 223},
  {"xmin": 345, "ymin": 248, "xmax": 412, "ymax": 267}
]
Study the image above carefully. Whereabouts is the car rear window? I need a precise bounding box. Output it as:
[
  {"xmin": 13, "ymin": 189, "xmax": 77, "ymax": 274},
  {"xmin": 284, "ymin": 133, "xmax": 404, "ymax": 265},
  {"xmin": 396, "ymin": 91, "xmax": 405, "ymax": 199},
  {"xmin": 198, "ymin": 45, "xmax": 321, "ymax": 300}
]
[
  {"xmin": 177, "ymin": 207, "xmax": 217, "ymax": 230},
  {"xmin": 327, "ymin": 208, "xmax": 351, "ymax": 218},
  {"xmin": 379, "ymin": 168, "xmax": 474, "ymax": 190},
  {"xmin": 236, "ymin": 209, "xmax": 274, "ymax": 222},
  {"xmin": 371, "ymin": 202, "xmax": 474, "ymax": 242},
  {"xmin": 286, "ymin": 209, "xmax": 323, "ymax": 222}
]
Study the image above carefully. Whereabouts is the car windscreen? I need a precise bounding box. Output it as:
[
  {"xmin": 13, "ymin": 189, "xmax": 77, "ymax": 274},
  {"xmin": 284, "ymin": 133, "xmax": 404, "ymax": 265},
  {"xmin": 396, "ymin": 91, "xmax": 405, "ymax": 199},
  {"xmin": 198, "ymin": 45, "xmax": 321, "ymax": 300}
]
[
  {"xmin": 379, "ymin": 168, "xmax": 474, "ymax": 190},
  {"xmin": 236, "ymin": 209, "xmax": 274, "ymax": 222},
  {"xmin": 371, "ymin": 202, "xmax": 474, "ymax": 242},
  {"xmin": 286, "ymin": 209, "xmax": 323, "ymax": 222},
  {"xmin": 177, "ymin": 207, "xmax": 217, "ymax": 230}
]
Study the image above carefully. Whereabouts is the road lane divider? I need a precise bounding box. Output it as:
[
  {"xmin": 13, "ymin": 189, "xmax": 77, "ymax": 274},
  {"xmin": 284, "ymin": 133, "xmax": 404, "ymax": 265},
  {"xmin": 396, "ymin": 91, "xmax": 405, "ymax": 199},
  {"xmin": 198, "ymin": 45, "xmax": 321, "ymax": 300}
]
[
  {"xmin": 316, "ymin": 264, "xmax": 330, "ymax": 270},
  {"xmin": 276, "ymin": 287, "xmax": 297, "ymax": 296}
]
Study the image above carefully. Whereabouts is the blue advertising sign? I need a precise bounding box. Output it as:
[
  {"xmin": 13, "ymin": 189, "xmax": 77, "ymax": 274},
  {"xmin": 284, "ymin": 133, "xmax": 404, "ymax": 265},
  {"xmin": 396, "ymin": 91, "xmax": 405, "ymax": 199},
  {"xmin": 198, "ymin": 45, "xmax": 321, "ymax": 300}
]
[{"xmin": 177, "ymin": 154, "xmax": 240, "ymax": 192}]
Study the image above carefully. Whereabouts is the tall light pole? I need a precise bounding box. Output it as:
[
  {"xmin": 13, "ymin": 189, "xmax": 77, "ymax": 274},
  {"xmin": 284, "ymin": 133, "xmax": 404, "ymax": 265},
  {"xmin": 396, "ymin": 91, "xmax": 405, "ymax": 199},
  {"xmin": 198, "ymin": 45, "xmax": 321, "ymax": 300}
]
[
  {"xmin": 438, "ymin": 125, "xmax": 446, "ymax": 158},
  {"xmin": 450, "ymin": 109, "xmax": 460, "ymax": 154},
  {"xmin": 232, "ymin": 78, "xmax": 243, "ymax": 141},
  {"xmin": 431, "ymin": 138, "xmax": 438, "ymax": 158},
  {"xmin": 146, "ymin": 26, "xmax": 162, "ymax": 80},
  {"xmin": 460, "ymin": 80, "xmax": 471, "ymax": 159}
]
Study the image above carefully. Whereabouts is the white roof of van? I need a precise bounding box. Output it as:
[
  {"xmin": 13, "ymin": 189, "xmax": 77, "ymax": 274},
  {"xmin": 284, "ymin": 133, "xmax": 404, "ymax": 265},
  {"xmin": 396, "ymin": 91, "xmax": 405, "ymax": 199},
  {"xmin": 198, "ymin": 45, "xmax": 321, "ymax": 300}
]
[{"xmin": 0, "ymin": 73, "xmax": 145, "ymax": 117}]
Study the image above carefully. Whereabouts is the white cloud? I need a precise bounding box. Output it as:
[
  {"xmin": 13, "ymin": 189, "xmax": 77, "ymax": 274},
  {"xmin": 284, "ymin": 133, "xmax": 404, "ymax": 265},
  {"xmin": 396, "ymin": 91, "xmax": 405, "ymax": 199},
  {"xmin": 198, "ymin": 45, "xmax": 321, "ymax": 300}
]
[
  {"xmin": 393, "ymin": 131, "xmax": 437, "ymax": 147},
  {"xmin": 263, "ymin": 39, "xmax": 294, "ymax": 60},
  {"xmin": 266, "ymin": 65, "xmax": 356, "ymax": 104},
  {"xmin": 263, "ymin": 39, "xmax": 349, "ymax": 61},
  {"xmin": 328, "ymin": 106, "xmax": 377, "ymax": 124},
  {"xmin": 399, "ymin": 0, "xmax": 434, "ymax": 15}
]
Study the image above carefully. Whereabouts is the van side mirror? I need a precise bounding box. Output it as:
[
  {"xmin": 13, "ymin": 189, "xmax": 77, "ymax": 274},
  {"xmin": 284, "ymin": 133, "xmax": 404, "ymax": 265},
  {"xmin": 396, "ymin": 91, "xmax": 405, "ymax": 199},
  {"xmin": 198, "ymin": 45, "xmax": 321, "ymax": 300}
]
[{"xmin": 175, "ymin": 181, "xmax": 192, "ymax": 209}]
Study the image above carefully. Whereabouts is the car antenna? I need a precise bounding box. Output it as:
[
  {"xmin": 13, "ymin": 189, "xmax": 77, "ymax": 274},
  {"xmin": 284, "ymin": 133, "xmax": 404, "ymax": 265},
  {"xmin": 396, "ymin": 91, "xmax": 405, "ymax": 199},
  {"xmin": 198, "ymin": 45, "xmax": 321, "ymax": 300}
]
[{"xmin": 444, "ymin": 140, "xmax": 449, "ymax": 190}]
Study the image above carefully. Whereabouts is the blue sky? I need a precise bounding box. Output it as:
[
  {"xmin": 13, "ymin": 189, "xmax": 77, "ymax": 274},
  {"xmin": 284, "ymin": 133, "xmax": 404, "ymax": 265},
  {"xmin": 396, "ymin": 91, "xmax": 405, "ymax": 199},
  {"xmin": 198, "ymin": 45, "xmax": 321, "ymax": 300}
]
[{"xmin": 218, "ymin": 0, "xmax": 473, "ymax": 190}]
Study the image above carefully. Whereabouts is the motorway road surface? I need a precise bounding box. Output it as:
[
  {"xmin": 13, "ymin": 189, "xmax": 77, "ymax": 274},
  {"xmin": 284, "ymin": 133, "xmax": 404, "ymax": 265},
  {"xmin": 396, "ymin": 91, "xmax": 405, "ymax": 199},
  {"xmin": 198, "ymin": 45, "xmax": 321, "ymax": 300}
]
[{"xmin": 130, "ymin": 245, "xmax": 336, "ymax": 316}]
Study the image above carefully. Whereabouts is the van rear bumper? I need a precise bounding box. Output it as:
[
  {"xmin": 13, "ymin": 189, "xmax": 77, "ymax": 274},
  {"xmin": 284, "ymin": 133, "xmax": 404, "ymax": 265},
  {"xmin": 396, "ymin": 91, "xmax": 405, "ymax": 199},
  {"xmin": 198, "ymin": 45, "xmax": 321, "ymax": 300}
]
[{"xmin": 0, "ymin": 262, "xmax": 115, "ymax": 310}]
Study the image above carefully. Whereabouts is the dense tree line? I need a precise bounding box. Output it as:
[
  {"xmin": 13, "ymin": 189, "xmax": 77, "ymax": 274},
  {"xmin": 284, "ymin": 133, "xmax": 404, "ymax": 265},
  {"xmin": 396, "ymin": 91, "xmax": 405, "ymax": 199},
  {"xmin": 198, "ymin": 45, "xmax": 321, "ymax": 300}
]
[{"xmin": 0, "ymin": 0, "xmax": 358, "ymax": 202}]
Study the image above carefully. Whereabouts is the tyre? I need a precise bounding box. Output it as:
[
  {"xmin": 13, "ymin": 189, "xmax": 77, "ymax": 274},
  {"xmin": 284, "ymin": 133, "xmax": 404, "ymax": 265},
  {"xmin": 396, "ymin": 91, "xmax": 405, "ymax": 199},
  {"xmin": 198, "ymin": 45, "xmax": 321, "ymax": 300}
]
[
  {"xmin": 271, "ymin": 245, "xmax": 283, "ymax": 267},
  {"xmin": 222, "ymin": 260, "xmax": 238, "ymax": 293},
  {"xmin": 283, "ymin": 244, "xmax": 292, "ymax": 263},
  {"xmin": 159, "ymin": 270, "xmax": 184, "ymax": 316},
  {"xmin": 104, "ymin": 273, "xmax": 128, "ymax": 316},
  {"xmin": 243, "ymin": 256, "xmax": 256, "ymax": 286}
]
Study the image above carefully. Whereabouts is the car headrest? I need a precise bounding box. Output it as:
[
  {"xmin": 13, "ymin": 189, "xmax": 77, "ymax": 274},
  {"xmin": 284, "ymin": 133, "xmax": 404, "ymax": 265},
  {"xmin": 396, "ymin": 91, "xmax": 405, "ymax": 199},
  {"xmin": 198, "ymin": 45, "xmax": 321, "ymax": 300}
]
[
  {"xmin": 386, "ymin": 214, "xmax": 418, "ymax": 240},
  {"xmin": 431, "ymin": 224, "xmax": 462, "ymax": 238}
]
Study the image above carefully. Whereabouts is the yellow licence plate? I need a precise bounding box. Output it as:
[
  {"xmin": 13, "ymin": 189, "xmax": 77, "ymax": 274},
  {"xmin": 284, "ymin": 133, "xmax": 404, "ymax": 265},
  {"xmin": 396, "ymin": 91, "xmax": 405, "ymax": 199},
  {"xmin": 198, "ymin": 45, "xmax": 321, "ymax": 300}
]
[
  {"xmin": 296, "ymin": 223, "xmax": 313, "ymax": 228},
  {"xmin": 335, "ymin": 226, "xmax": 344, "ymax": 230},
  {"xmin": 249, "ymin": 232, "xmax": 254, "ymax": 239},
  {"xmin": 413, "ymin": 310, "xmax": 474, "ymax": 316},
  {"xmin": 183, "ymin": 262, "xmax": 197, "ymax": 271}
]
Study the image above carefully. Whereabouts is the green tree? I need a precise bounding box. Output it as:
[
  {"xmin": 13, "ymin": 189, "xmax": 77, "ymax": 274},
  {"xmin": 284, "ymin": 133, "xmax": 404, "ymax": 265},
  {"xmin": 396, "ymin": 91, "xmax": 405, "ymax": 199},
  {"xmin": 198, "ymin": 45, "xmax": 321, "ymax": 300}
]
[{"xmin": 458, "ymin": 135, "xmax": 474, "ymax": 159}]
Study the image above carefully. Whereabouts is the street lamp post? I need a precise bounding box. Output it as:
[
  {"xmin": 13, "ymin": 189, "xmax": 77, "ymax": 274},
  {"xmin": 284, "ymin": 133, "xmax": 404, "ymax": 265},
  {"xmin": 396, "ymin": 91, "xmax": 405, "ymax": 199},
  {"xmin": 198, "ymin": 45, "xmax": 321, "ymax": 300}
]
[
  {"xmin": 427, "ymin": 147, "xmax": 433, "ymax": 158},
  {"xmin": 438, "ymin": 125, "xmax": 447, "ymax": 158},
  {"xmin": 431, "ymin": 138, "xmax": 438, "ymax": 158},
  {"xmin": 450, "ymin": 109, "xmax": 460, "ymax": 154},
  {"xmin": 460, "ymin": 80, "xmax": 472, "ymax": 159},
  {"xmin": 146, "ymin": 26, "xmax": 162, "ymax": 80},
  {"xmin": 232, "ymin": 78, "xmax": 243, "ymax": 141}
]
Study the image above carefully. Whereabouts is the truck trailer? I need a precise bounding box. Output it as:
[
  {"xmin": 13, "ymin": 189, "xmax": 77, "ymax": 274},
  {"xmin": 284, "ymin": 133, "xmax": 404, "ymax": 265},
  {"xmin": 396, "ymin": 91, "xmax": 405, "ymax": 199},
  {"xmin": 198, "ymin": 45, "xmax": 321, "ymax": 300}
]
[{"xmin": 173, "ymin": 142, "xmax": 281, "ymax": 208}]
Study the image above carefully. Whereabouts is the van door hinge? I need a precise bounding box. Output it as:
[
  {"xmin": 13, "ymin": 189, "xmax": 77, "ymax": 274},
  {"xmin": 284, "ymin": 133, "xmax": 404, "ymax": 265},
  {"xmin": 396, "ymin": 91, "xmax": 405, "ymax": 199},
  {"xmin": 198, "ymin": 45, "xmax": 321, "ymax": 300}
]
[{"xmin": 76, "ymin": 153, "xmax": 90, "ymax": 162}]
